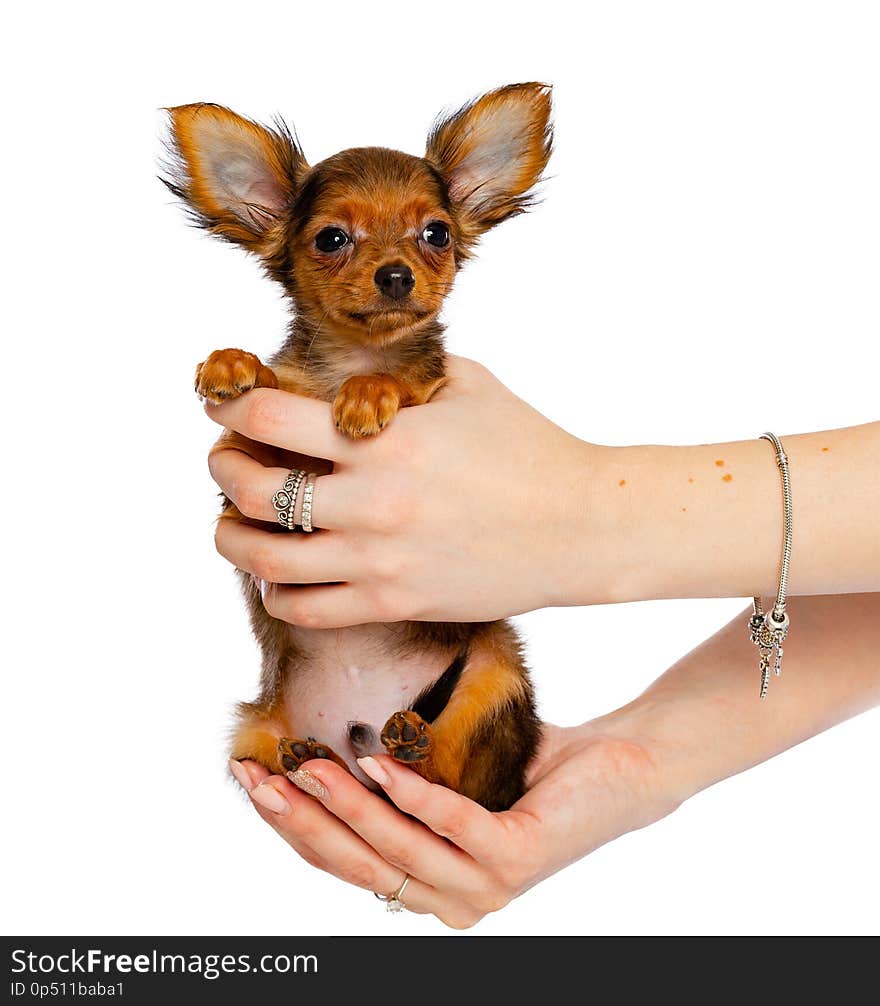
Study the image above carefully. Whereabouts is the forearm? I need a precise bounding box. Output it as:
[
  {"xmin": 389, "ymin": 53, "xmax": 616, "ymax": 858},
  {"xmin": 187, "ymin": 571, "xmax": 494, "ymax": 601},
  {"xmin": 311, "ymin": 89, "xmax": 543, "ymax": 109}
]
[
  {"xmin": 566, "ymin": 422, "xmax": 880, "ymax": 605},
  {"xmin": 610, "ymin": 592, "xmax": 880, "ymax": 803}
]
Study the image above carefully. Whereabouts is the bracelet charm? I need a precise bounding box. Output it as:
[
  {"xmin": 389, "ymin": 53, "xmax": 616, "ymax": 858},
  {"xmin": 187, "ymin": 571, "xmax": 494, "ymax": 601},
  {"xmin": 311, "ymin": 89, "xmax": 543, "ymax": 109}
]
[{"xmin": 749, "ymin": 607, "xmax": 789, "ymax": 699}]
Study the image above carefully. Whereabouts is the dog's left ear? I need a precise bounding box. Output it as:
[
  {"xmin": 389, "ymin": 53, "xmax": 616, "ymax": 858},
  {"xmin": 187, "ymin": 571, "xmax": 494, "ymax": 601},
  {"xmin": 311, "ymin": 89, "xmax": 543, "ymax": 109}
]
[
  {"xmin": 426, "ymin": 83, "xmax": 552, "ymax": 251},
  {"xmin": 162, "ymin": 103, "xmax": 308, "ymax": 254}
]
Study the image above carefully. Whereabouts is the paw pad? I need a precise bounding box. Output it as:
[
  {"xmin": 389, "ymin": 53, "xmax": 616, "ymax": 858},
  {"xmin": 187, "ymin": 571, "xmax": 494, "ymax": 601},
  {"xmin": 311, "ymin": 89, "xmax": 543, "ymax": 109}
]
[
  {"xmin": 381, "ymin": 711, "xmax": 432, "ymax": 762},
  {"xmin": 278, "ymin": 736, "xmax": 331, "ymax": 774}
]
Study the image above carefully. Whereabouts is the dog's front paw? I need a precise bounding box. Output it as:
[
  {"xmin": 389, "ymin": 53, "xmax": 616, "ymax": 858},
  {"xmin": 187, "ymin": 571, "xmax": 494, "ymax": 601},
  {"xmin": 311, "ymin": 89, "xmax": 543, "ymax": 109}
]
[
  {"xmin": 195, "ymin": 348, "xmax": 278, "ymax": 403},
  {"xmin": 381, "ymin": 710, "xmax": 432, "ymax": 763},
  {"xmin": 332, "ymin": 375, "xmax": 403, "ymax": 438}
]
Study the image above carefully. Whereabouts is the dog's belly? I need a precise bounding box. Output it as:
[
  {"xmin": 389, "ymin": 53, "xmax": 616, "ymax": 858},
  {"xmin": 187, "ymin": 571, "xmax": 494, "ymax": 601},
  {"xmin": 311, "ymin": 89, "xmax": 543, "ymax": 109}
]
[{"xmin": 282, "ymin": 624, "xmax": 455, "ymax": 786}]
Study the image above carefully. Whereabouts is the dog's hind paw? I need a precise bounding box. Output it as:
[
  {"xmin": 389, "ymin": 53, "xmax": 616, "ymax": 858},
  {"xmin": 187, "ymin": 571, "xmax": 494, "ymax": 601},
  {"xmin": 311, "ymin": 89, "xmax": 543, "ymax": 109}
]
[
  {"xmin": 278, "ymin": 736, "xmax": 348, "ymax": 776},
  {"xmin": 381, "ymin": 710, "xmax": 432, "ymax": 762}
]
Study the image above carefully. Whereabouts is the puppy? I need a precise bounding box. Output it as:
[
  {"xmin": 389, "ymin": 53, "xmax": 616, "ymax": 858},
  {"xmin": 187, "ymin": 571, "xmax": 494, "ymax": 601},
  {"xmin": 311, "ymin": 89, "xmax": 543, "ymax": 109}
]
[{"xmin": 163, "ymin": 83, "xmax": 551, "ymax": 811}]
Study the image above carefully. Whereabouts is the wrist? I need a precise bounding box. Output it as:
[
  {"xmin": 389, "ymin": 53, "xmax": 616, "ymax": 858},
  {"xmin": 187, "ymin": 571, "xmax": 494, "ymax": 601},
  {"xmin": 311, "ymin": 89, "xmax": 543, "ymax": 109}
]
[
  {"xmin": 543, "ymin": 440, "xmax": 642, "ymax": 607},
  {"xmin": 595, "ymin": 608, "xmax": 789, "ymax": 807},
  {"xmin": 589, "ymin": 689, "xmax": 724, "ymax": 812},
  {"xmin": 549, "ymin": 442, "xmax": 671, "ymax": 607},
  {"xmin": 571, "ymin": 439, "xmax": 781, "ymax": 605},
  {"xmin": 565, "ymin": 701, "xmax": 694, "ymax": 831}
]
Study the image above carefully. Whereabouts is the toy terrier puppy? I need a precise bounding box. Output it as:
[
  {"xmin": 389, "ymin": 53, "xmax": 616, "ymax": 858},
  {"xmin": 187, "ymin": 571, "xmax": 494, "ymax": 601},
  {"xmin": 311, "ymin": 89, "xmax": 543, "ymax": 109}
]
[{"xmin": 164, "ymin": 83, "xmax": 552, "ymax": 810}]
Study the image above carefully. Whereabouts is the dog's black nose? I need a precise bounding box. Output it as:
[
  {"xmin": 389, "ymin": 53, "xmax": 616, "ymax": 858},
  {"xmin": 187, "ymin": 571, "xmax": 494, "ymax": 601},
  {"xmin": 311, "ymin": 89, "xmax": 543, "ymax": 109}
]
[{"xmin": 374, "ymin": 264, "xmax": 415, "ymax": 300}]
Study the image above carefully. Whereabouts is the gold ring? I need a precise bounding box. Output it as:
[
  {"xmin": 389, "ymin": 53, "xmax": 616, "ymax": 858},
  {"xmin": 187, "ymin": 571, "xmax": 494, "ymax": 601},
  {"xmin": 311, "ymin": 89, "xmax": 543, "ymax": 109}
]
[{"xmin": 374, "ymin": 875, "xmax": 410, "ymax": 913}]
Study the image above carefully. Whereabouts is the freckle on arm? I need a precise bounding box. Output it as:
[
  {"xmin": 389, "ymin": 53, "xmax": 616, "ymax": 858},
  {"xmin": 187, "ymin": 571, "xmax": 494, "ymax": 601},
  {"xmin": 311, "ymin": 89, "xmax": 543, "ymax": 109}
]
[
  {"xmin": 715, "ymin": 459, "xmax": 725, "ymax": 467},
  {"xmin": 722, "ymin": 473, "xmax": 733, "ymax": 482},
  {"xmin": 618, "ymin": 479, "xmax": 626, "ymax": 487}
]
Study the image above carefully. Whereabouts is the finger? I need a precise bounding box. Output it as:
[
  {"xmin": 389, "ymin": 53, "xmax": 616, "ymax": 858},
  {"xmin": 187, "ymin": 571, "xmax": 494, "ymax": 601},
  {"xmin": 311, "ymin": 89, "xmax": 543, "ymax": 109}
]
[
  {"xmin": 205, "ymin": 389, "xmax": 356, "ymax": 463},
  {"xmin": 214, "ymin": 519, "xmax": 357, "ymax": 585},
  {"xmin": 228, "ymin": 762, "xmax": 344, "ymax": 885},
  {"xmin": 293, "ymin": 759, "xmax": 487, "ymax": 897},
  {"xmin": 228, "ymin": 758, "xmax": 270, "ymax": 791},
  {"xmin": 354, "ymin": 754, "xmax": 506, "ymax": 862},
  {"xmin": 260, "ymin": 582, "xmax": 390, "ymax": 629},
  {"xmin": 246, "ymin": 774, "xmax": 476, "ymax": 923},
  {"xmin": 250, "ymin": 774, "xmax": 403, "ymax": 894},
  {"xmin": 208, "ymin": 450, "xmax": 360, "ymax": 530}
]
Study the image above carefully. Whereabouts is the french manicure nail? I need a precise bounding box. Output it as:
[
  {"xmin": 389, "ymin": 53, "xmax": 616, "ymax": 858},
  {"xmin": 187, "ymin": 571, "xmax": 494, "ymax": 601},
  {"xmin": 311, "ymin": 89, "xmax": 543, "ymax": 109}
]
[
  {"xmin": 357, "ymin": 756, "xmax": 391, "ymax": 788},
  {"xmin": 250, "ymin": 782, "xmax": 291, "ymax": 816},
  {"xmin": 288, "ymin": 769, "xmax": 329, "ymax": 800},
  {"xmin": 228, "ymin": 758, "xmax": 254, "ymax": 792}
]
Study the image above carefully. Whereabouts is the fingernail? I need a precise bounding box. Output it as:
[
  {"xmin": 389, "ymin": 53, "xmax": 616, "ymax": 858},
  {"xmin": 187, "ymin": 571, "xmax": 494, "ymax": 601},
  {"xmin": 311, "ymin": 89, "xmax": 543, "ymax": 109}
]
[
  {"xmin": 250, "ymin": 782, "xmax": 291, "ymax": 815},
  {"xmin": 228, "ymin": 758, "xmax": 254, "ymax": 792},
  {"xmin": 288, "ymin": 769, "xmax": 329, "ymax": 800},
  {"xmin": 259, "ymin": 578, "xmax": 268, "ymax": 601},
  {"xmin": 357, "ymin": 756, "xmax": 391, "ymax": 788}
]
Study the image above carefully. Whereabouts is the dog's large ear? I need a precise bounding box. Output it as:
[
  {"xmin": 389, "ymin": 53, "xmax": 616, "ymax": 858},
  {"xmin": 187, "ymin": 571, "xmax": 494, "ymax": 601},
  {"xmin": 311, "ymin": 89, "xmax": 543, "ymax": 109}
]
[
  {"xmin": 162, "ymin": 103, "xmax": 307, "ymax": 253},
  {"xmin": 425, "ymin": 83, "xmax": 552, "ymax": 253}
]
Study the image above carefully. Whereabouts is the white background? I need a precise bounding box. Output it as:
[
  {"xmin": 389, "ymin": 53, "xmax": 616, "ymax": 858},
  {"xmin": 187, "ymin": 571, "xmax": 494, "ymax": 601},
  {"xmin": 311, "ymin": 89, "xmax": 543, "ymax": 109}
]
[{"xmin": 2, "ymin": 1, "xmax": 878, "ymax": 936}]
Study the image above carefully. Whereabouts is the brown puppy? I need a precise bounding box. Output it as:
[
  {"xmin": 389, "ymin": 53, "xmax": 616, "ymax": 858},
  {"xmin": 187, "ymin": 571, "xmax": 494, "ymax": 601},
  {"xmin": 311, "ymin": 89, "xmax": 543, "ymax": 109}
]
[{"xmin": 163, "ymin": 84, "xmax": 551, "ymax": 811}]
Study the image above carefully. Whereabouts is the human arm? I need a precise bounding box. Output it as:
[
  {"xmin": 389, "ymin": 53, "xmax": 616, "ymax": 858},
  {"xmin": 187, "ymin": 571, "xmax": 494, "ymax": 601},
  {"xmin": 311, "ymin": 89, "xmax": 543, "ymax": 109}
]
[
  {"xmin": 229, "ymin": 592, "xmax": 880, "ymax": 928},
  {"xmin": 205, "ymin": 356, "xmax": 880, "ymax": 628}
]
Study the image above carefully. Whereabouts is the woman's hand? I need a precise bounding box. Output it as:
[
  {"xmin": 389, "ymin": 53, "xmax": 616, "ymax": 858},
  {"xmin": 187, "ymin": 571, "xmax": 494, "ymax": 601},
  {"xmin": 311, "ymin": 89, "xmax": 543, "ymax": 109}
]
[
  {"xmin": 229, "ymin": 718, "xmax": 678, "ymax": 930},
  {"xmin": 205, "ymin": 357, "xmax": 880, "ymax": 629},
  {"xmin": 227, "ymin": 594, "xmax": 880, "ymax": 928},
  {"xmin": 205, "ymin": 356, "xmax": 603, "ymax": 627}
]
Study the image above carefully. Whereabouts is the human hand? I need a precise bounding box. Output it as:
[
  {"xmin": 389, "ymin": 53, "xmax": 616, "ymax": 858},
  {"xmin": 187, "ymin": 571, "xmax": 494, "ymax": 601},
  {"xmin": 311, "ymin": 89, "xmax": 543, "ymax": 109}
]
[
  {"xmin": 227, "ymin": 594, "xmax": 880, "ymax": 929},
  {"xmin": 228, "ymin": 717, "xmax": 680, "ymax": 930},
  {"xmin": 206, "ymin": 355, "xmax": 605, "ymax": 627}
]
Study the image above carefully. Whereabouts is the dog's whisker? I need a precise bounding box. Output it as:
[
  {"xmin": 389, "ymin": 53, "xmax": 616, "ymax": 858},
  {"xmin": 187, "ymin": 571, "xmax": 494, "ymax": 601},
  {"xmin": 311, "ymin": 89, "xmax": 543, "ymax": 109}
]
[{"xmin": 297, "ymin": 308, "xmax": 331, "ymax": 380}]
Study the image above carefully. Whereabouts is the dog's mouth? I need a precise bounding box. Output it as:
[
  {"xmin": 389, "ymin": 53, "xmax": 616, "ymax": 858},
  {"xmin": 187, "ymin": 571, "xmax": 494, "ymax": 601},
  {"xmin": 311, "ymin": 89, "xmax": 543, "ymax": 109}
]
[{"xmin": 345, "ymin": 305, "xmax": 434, "ymax": 329}]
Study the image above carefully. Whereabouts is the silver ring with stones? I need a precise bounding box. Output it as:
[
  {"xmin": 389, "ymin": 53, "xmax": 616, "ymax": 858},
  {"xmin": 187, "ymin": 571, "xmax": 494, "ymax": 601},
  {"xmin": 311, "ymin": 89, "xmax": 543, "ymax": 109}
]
[
  {"xmin": 272, "ymin": 469, "xmax": 305, "ymax": 531},
  {"xmin": 374, "ymin": 875, "xmax": 410, "ymax": 913},
  {"xmin": 300, "ymin": 473, "xmax": 317, "ymax": 533}
]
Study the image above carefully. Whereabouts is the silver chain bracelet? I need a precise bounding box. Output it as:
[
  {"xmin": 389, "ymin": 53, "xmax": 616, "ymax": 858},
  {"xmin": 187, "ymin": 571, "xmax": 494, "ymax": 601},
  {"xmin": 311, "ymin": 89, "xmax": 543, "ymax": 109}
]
[{"xmin": 748, "ymin": 432, "xmax": 793, "ymax": 699}]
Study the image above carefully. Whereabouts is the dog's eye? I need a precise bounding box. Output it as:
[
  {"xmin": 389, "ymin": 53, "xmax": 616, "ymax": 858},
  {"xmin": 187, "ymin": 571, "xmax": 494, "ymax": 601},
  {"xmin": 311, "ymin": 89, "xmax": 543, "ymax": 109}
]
[
  {"xmin": 421, "ymin": 221, "xmax": 450, "ymax": 248},
  {"xmin": 314, "ymin": 227, "xmax": 350, "ymax": 253}
]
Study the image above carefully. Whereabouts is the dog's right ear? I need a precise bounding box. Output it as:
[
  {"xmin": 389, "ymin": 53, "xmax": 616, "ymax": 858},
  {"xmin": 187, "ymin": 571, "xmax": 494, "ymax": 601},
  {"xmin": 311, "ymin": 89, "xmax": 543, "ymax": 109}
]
[{"xmin": 161, "ymin": 104, "xmax": 308, "ymax": 252}]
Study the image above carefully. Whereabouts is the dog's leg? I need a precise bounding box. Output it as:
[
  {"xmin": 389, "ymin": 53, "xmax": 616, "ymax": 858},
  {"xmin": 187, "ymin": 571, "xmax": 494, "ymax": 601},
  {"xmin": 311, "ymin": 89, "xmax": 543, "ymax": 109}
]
[
  {"xmin": 195, "ymin": 348, "xmax": 278, "ymax": 404},
  {"xmin": 380, "ymin": 623, "xmax": 539, "ymax": 811},
  {"xmin": 231, "ymin": 703, "xmax": 349, "ymax": 778},
  {"xmin": 332, "ymin": 373, "xmax": 446, "ymax": 439}
]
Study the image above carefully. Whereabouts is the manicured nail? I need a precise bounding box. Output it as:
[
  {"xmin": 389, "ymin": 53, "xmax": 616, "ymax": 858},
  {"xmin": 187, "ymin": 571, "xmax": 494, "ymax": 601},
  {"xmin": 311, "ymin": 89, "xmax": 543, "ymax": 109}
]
[
  {"xmin": 357, "ymin": 756, "xmax": 391, "ymax": 788},
  {"xmin": 250, "ymin": 782, "xmax": 291, "ymax": 815},
  {"xmin": 288, "ymin": 769, "xmax": 328, "ymax": 800},
  {"xmin": 228, "ymin": 758, "xmax": 254, "ymax": 791}
]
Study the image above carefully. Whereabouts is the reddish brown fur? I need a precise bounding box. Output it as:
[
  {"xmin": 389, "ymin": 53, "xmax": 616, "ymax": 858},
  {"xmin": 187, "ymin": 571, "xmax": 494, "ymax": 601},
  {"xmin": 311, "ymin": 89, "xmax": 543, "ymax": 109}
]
[
  {"xmin": 285, "ymin": 150, "xmax": 458, "ymax": 345},
  {"xmin": 163, "ymin": 84, "xmax": 552, "ymax": 810}
]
